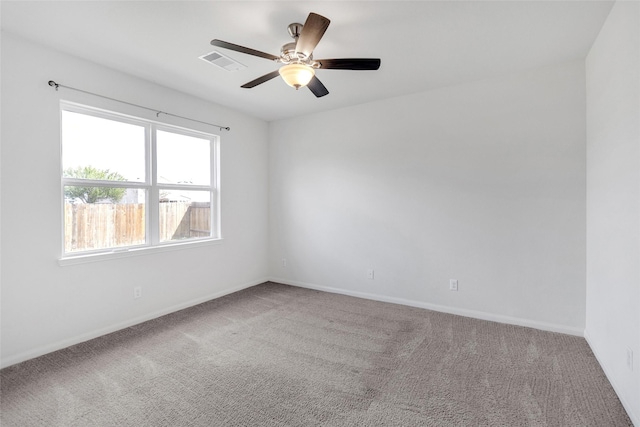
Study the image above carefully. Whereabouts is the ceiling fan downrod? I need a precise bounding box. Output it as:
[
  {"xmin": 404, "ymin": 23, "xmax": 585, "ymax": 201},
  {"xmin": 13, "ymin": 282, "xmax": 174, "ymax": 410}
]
[{"xmin": 280, "ymin": 22, "xmax": 317, "ymax": 66}]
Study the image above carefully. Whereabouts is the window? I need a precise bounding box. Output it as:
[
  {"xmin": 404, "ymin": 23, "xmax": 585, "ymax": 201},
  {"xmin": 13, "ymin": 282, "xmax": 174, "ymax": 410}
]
[{"xmin": 61, "ymin": 102, "xmax": 219, "ymax": 257}]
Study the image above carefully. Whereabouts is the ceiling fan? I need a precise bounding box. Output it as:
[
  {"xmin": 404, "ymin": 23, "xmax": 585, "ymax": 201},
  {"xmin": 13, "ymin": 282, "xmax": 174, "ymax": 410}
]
[{"xmin": 210, "ymin": 12, "xmax": 381, "ymax": 98}]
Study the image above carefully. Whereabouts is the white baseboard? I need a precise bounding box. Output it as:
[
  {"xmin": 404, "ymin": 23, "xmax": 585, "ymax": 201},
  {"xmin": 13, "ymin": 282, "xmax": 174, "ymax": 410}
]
[
  {"xmin": 270, "ymin": 277, "xmax": 584, "ymax": 337},
  {"xmin": 0, "ymin": 277, "xmax": 269, "ymax": 369},
  {"xmin": 1, "ymin": 277, "xmax": 585, "ymax": 369},
  {"xmin": 584, "ymin": 330, "xmax": 639, "ymax": 427}
]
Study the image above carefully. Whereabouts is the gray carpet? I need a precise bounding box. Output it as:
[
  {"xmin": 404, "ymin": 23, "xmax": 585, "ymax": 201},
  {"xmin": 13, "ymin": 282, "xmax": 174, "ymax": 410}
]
[{"xmin": 1, "ymin": 282, "xmax": 632, "ymax": 426}]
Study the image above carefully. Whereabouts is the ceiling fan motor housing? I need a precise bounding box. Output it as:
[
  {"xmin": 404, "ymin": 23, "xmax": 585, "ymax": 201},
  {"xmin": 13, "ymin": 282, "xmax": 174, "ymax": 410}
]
[
  {"xmin": 280, "ymin": 42, "xmax": 317, "ymax": 65},
  {"xmin": 280, "ymin": 42, "xmax": 298, "ymax": 59}
]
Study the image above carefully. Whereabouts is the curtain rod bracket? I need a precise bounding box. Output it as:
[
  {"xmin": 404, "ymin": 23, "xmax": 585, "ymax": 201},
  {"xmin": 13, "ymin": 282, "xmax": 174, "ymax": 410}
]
[{"xmin": 47, "ymin": 79, "xmax": 230, "ymax": 131}]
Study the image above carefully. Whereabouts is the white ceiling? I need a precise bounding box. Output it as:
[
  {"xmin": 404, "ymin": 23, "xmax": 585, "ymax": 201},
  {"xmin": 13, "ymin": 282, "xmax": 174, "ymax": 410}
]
[{"xmin": 1, "ymin": 1, "xmax": 614, "ymax": 122}]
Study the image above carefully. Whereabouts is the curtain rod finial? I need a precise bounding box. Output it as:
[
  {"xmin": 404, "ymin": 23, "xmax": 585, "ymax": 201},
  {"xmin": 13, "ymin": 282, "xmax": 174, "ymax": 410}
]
[{"xmin": 46, "ymin": 80, "xmax": 230, "ymax": 130}]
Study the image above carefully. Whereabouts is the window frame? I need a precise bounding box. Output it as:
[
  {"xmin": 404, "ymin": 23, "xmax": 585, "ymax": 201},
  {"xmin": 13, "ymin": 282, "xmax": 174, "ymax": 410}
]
[{"xmin": 60, "ymin": 101, "xmax": 221, "ymax": 262}]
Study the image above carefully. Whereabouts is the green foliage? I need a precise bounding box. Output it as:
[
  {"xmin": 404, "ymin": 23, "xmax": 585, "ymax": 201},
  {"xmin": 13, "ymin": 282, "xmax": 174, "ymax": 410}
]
[{"xmin": 64, "ymin": 166, "xmax": 126, "ymax": 204}]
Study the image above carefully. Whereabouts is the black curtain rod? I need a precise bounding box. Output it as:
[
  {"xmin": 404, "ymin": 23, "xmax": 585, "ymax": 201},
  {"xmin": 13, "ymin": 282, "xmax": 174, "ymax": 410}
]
[{"xmin": 48, "ymin": 80, "xmax": 230, "ymax": 132}]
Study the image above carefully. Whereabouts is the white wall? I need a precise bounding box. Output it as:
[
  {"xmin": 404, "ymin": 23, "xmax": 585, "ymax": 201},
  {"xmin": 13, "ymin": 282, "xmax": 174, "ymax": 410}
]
[
  {"xmin": 585, "ymin": 1, "xmax": 640, "ymax": 424},
  {"xmin": 0, "ymin": 33, "xmax": 270, "ymax": 367},
  {"xmin": 269, "ymin": 60, "xmax": 587, "ymax": 335}
]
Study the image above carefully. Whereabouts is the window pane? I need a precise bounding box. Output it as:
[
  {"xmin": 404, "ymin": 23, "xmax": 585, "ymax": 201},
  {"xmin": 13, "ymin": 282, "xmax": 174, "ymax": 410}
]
[
  {"xmin": 64, "ymin": 187, "xmax": 146, "ymax": 253},
  {"xmin": 157, "ymin": 130, "xmax": 210, "ymax": 185},
  {"xmin": 159, "ymin": 190, "xmax": 211, "ymax": 242},
  {"xmin": 62, "ymin": 110, "xmax": 146, "ymax": 182}
]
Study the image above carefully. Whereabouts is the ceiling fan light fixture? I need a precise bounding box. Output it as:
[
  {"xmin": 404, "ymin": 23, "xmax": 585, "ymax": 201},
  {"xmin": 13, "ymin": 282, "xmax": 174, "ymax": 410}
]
[
  {"xmin": 279, "ymin": 63, "xmax": 315, "ymax": 90},
  {"xmin": 210, "ymin": 12, "xmax": 380, "ymax": 98}
]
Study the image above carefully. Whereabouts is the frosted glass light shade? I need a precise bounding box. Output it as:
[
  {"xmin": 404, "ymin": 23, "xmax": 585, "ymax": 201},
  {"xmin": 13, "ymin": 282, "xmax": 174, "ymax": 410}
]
[{"xmin": 279, "ymin": 63, "xmax": 315, "ymax": 89}]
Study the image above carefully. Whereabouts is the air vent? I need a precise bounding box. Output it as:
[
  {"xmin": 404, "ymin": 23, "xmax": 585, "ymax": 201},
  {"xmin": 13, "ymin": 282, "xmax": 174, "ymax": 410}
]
[{"xmin": 199, "ymin": 51, "xmax": 247, "ymax": 71}]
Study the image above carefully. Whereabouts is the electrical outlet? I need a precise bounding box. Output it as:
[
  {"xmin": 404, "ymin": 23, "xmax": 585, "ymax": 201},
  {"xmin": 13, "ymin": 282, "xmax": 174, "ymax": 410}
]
[
  {"xmin": 134, "ymin": 286, "xmax": 142, "ymax": 299},
  {"xmin": 627, "ymin": 347, "xmax": 634, "ymax": 371},
  {"xmin": 367, "ymin": 269, "xmax": 374, "ymax": 279},
  {"xmin": 449, "ymin": 279, "xmax": 458, "ymax": 291},
  {"xmin": 282, "ymin": 258, "xmax": 287, "ymax": 268}
]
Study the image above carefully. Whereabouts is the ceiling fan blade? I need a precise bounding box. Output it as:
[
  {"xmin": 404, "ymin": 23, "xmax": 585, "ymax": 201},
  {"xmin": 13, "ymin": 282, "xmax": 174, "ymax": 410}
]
[
  {"xmin": 241, "ymin": 70, "xmax": 281, "ymax": 88},
  {"xmin": 307, "ymin": 76, "xmax": 329, "ymax": 98},
  {"xmin": 317, "ymin": 58, "xmax": 381, "ymax": 70},
  {"xmin": 211, "ymin": 39, "xmax": 279, "ymax": 61},
  {"xmin": 295, "ymin": 13, "xmax": 330, "ymax": 58}
]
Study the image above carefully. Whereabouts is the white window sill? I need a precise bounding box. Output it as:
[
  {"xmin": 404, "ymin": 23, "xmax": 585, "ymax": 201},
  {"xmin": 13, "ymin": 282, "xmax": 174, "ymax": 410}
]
[{"xmin": 58, "ymin": 238, "xmax": 224, "ymax": 266}]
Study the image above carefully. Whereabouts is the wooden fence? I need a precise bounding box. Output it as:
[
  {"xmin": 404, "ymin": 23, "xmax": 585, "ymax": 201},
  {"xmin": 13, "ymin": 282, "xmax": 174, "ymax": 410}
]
[{"xmin": 64, "ymin": 202, "xmax": 211, "ymax": 252}]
